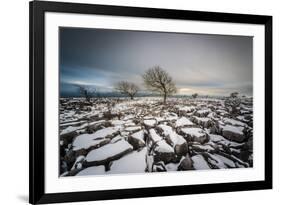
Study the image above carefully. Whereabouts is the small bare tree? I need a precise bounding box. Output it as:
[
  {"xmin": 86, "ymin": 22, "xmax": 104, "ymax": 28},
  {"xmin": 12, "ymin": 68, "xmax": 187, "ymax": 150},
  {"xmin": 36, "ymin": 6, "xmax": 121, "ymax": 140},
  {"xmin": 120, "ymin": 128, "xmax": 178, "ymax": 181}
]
[
  {"xmin": 225, "ymin": 92, "xmax": 241, "ymax": 116},
  {"xmin": 115, "ymin": 81, "xmax": 139, "ymax": 100},
  {"xmin": 76, "ymin": 85, "xmax": 96, "ymax": 102},
  {"xmin": 230, "ymin": 92, "xmax": 239, "ymax": 98},
  {"xmin": 142, "ymin": 66, "xmax": 177, "ymax": 103},
  {"xmin": 192, "ymin": 93, "xmax": 198, "ymax": 98}
]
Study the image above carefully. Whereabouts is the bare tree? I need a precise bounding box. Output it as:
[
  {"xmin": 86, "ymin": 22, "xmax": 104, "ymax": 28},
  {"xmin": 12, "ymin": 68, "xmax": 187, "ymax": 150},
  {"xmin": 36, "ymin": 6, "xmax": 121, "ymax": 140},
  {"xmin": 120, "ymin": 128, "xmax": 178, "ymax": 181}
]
[
  {"xmin": 230, "ymin": 92, "xmax": 239, "ymax": 98},
  {"xmin": 115, "ymin": 81, "xmax": 139, "ymax": 100},
  {"xmin": 192, "ymin": 93, "xmax": 198, "ymax": 98},
  {"xmin": 225, "ymin": 92, "xmax": 241, "ymax": 116},
  {"xmin": 142, "ymin": 66, "xmax": 177, "ymax": 103},
  {"xmin": 76, "ymin": 85, "xmax": 96, "ymax": 102}
]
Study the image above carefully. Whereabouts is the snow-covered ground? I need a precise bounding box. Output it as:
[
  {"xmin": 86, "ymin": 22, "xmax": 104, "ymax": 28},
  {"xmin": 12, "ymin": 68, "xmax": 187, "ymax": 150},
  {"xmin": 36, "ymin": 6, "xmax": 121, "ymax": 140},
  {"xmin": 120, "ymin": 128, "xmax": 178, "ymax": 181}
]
[{"xmin": 59, "ymin": 96, "xmax": 253, "ymax": 176}]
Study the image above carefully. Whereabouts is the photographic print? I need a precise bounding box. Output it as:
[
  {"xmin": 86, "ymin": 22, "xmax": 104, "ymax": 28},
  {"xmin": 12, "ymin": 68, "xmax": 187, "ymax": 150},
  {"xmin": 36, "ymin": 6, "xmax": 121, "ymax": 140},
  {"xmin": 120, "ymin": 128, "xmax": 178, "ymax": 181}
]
[
  {"xmin": 59, "ymin": 28, "xmax": 253, "ymax": 177},
  {"xmin": 30, "ymin": 2, "xmax": 272, "ymax": 203}
]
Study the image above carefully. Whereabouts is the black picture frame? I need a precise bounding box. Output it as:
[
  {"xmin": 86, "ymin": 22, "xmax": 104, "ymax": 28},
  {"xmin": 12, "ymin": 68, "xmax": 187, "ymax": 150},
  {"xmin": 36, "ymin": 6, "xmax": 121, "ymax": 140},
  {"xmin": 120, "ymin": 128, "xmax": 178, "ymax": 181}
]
[{"xmin": 29, "ymin": 0, "xmax": 272, "ymax": 204}]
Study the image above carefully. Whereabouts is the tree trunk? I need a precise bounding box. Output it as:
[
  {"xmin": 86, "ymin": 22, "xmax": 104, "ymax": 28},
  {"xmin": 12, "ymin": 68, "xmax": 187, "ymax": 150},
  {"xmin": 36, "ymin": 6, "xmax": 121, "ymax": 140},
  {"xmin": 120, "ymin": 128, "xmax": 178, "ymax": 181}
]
[
  {"xmin": 130, "ymin": 95, "xmax": 134, "ymax": 100},
  {"xmin": 163, "ymin": 93, "xmax": 167, "ymax": 104}
]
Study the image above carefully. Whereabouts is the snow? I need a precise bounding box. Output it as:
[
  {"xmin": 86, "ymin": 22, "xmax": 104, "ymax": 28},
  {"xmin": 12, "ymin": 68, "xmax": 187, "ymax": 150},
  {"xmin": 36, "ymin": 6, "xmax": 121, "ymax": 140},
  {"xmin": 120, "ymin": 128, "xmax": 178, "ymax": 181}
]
[
  {"xmin": 76, "ymin": 166, "xmax": 105, "ymax": 176},
  {"xmin": 196, "ymin": 109, "xmax": 211, "ymax": 115},
  {"xmin": 85, "ymin": 139, "xmax": 133, "ymax": 162},
  {"xmin": 125, "ymin": 126, "xmax": 141, "ymax": 131},
  {"xmin": 209, "ymin": 134, "xmax": 225, "ymax": 142},
  {"xmin": 73, "ymin": 137, "xmax": 108, "ymax": 151},
  {"xmin": 155, "ymin": 140, "xmax": 174, "ymax": 153},
  {"xmin": 192, "ymin": 144, "xmax": 214, "ymax": 152},
  {"xmin": 177, "ymin": 106, "xmax": 195, "ymax": 112},
  {"xmin": 181, "ymin": 127, "xmax": 206, "ymax": 138},
  {"xmin": 91, "ymin": 127, "xmax": 119, "ymax": 139},
  {"xmin": 146, "ymin": 154, "xmax": 154, "ymax": 172},
  {"xmin": 223, "ymin": 118, "xmax": 246, "ymax": 127},
  {"xmin": 191, "ymin": 155, "xmax": 210, "ymax": 170},
  {"xmin": 111, "ymin": 135, "xmax": 123, "ymax": 143},
  {"xmin": 60, "ymin": 125, "xmax": 83, "ymax": 135},
  {"xmin": 108, "ymin": 148, "xmax": 147, "ymax": 174},
  {"xmin": 216, "ymin": 109, "xmax": 228, "ymax": 115},
  {"xmin": 111, "ymin": 120, "xmax": 125, "ymax": 126},
  {"xmin": 71, "ymin": 155, "xmax": 85, "ymax": 170},
  {"xmin": 144, "ymin": 119, "xmax": 157, "ymax": 127},
  {"xmin": 193, "ymin": 116, "xmax": 211, "ymax": 122},
  {"xmin": 209, "ymin": 134, "xmax": 242, "ymax": 147},
  {"xmin": 207, "ymin": 112, "xmax": 218, "ymax": 120},
  {"xmin": 60, "ymin": 120, "xmax": 86, "ymax": 127},
  {"xmin": 158, "ymin": 124, "xmax": 186, "ymax": 146},
  {"xmin": 123, "ymin": 114, "xmax": 135, "ymax": 120},
  {"xmin": 131, "ymin": 130, "xmax": 145, "ymax": 144},
  {"xmin": 154, "ymin": 117, "xmax": 165, "ymax": 122},
  {"xmin": 175, "ymin": 117, "xmax": 194, "ymax": 127},
  {"xmin": 213, "ymin": 154, "xmax": 236, "ymax": 168},
  {"xmin": 165, "ymin": 162, "xmax": 180, "ymax": 171},
  {"xmin": 60, "ymin": 96, "xmax": 252, "ymax": 176},
  {"xmin": 207, "ymin": 153, "xmax": 228, "ymax": 168},
  {"xmin": 124, "ymin": 121, "xmax": 136, "ymax": 127},
  {"xmin": 237, "ymin": 116, "xmax": 249, "ymax": 122},
  {"xmin": 149, "ymin": 129, "xmax": 162, "ymax": 142},
  {"xmin": 73, "ymin": 127, "xmax": 119, "ymax": 150},
  {"xmin": 161, "ymin": 111, "xmax": 178, "ymax": 120},
  {"xmin": 60, "ymin": 120, "xmax": 106, "ymax": 135},
  {"xmin": 221, "ymin": 125, "xmax": 244, "ymax": 135}
]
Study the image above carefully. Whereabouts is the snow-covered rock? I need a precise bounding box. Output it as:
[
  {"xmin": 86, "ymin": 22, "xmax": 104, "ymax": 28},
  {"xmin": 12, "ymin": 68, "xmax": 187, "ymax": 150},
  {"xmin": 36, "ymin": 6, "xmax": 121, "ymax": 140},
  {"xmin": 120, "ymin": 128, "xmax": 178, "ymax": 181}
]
[
  {"xmin": 149, "ymin": 129, "xmax": 162, "ymax": 143},
  {"xmin": 205, "ymin": 153, "xmax": 236, "ymax": 168},
  {"xmin": 60, "ymin": 96, "xmax": 253, "ymax": 175},
  {"xmin": 223, "ymin": 118, "xmax": 246, "ymax": 127},
  {"xmin": 128, "ymin": 130, "xmax": 146, "ymax": 149},
  {"xmin": 108, "ymin": 148, "xmax": 147, "ymax": 174},
  {"xmin": 178, "ymin": 154, "xmax": 194, "ymax": 170},
  {"xmin": 194, "ymin": 109, "xmax": 211, "ymax": 117},
  {"xmin": 147, "ymin": 129, "xmax": 175, "ymax": 163},
  {"xmin": 221, "ymin": 125, "xmax": 245, "ymax": 142},
  {"xmin": 191, "ymin": 154, "xmax": 210, "ymax": 170},
  {"xmin": 177, "ymin": 106, "xmax": 195, "ymax": 116},
  {"xmin": 157, "ymin": 124, "xmax": 188, "ymax": 156},
  {"xmin": 175, "ymin": 117, "xmax": 194, "ymax": 127},
  {"xmin": 76, "ymin": 166, "xmax": 106, "ymax": 176},
  {"xmin": 191, "ymin": 144, "xmax": 215, "ymax": 153},
  {"xmin": 190, "ymin": 116, "xmax": 214, "ymax": 128},
  {"xmin": 84, "ymin": 139, "xmax": 133, "ymax": 166},
  {"xmin": 72, "ymin": 127, "xmax": 119, "ymax": 151},
  {"xmin": 143, "ymin": 119, "xmax": 157, "ymax": 127},
  {"xmin": 125, "ymin": 126, "xmax": 142, "ymax": 132},
  {"xmin": 180, "ymin": 127, "xmax": 209, "ymax": 144}
]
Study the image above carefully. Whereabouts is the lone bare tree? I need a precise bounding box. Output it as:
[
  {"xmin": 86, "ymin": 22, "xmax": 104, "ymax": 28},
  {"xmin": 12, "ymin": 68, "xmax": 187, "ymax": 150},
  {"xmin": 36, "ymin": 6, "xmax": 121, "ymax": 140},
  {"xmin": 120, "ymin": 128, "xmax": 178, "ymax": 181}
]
[
  {"xmin": 142, "ymin": 66, "xmax": 177, "ymax": 103},
  {"xmin": 192, "ymin": 93, "xmax": 198, "ymax": 98},
  {"xmin": 230, "ymin": 92, "xmax": 239, "ymax": 98},
  {"xmin": 225, "ymin": 92, "xmax": 241, "ymax": 116},
  {"xmin": 115, "ymin": 81, "xmax": 139, "ymax": 100},
  {"xmin": 76, "ymin": 85, "xmax": 96, "ymax": 102}
]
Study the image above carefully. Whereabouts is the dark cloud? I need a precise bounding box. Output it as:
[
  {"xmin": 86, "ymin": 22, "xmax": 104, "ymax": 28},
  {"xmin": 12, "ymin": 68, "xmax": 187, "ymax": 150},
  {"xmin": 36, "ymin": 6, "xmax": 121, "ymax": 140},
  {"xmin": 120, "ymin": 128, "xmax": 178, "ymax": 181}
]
[{"xmin": 60, "ymin": 27, "xmax": 253, "ymax": 96}]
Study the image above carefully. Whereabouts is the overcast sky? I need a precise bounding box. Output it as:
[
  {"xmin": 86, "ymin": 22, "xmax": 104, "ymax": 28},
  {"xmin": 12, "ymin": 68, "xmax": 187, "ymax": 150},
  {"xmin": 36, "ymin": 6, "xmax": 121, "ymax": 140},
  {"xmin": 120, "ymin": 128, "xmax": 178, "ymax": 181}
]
[{"xmin": 60, "ymin": 27, "xmax": 253, "ymax": 97}]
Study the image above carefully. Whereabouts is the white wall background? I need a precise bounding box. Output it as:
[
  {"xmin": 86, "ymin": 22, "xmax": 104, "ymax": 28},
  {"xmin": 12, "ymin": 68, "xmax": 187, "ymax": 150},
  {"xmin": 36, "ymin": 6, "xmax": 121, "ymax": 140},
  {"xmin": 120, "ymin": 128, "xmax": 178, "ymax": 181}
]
[{"xmin": 0, "ymin": 0, "xmax": 279, "ymax": 204}]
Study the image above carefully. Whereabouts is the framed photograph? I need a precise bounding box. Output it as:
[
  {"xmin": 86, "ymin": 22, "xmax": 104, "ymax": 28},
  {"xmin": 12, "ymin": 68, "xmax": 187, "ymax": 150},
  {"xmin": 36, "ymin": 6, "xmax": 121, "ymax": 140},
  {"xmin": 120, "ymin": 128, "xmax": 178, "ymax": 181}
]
[{"xmin": 29, "ymin": 0, "xmax": 272, "ymax": 204}]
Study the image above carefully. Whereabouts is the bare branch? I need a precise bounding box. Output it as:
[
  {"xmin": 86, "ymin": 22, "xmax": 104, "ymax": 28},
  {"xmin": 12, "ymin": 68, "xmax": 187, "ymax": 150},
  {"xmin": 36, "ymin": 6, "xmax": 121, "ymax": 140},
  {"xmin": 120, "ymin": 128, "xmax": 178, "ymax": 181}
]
[
  {"xmin": 115, "ymin": 81, "xmax": 139, "ymax": 100},
  {"xmin": 75, "ymin": 85, "xmax": 96, "ymax": 102},
  {"xmin": 142, "ymin": 66, "xmax": 177, "ymax": 103},
  {"xmin": 192, "ymin": 93, "xmax": 198, "ymax": 98}
]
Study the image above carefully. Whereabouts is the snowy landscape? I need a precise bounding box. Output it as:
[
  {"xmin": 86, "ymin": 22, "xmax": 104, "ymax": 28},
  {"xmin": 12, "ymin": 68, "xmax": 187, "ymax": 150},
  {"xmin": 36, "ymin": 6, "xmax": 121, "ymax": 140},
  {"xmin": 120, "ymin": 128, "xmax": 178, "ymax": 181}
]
[
  {"xmin": 59, "ymin": 96, "xmax": 253, "ymax": 176},
  {"xmin": 59, "ymin": 27, "xmax": 253, "ymax": 177}
]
